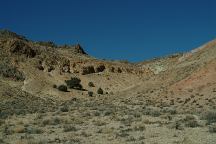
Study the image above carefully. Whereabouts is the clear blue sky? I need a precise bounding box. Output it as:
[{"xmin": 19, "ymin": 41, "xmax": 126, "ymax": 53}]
[{"xmin": 0, "ymin": 0, "xmax": 216, "ymax": 62}]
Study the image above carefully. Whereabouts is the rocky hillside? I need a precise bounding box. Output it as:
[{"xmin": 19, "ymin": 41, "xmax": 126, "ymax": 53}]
[
  {"xmin": 0, "ymin": 29, "xmax": 215, "ymax": 115},
  {"xmin": 132, "ymin": 39, "xmax": 216, "ymax": 113},
  {"xmin": 0, "ymin": 29, "xmax": 216, "ymax": 144},
  {"xmin": 0, "ymin": 29, "xmax": 152, "ymax": 116}
]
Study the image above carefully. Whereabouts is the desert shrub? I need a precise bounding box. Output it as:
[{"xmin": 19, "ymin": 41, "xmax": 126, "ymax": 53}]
[
  {"xmin": 81, "ymin": 131, "xmax": 92, "ymax": 137},
  {"xmin": 63, "ymin": 125, "xmax": 77, "ymax": 132},
  {"xmin": 0, "ymin": 119, "xmax": 5, "ymax": 126},
  {"xmin": 161, "ymin": 107, "xmax": 177, "ymax": 115},
  {"xmin": 175, "ymin": 121, "xmax": 184, "ymax": 130},
  {"xmin": 3, "ymin": 125, "xmax": 14, "ymax": 135},
  {"xmin": 138, "ymin": 136, "xmax": 145, "ymax": 141},
  {"xmin": 143, "ymin": 107, "xmax": 161, "ymax": 117},
  {"xmin": 94, "ymin": 111, "xmax": 101, "ymax": 116},
  {"xmin": 185, "ymin": 119, "xmax": 199, "ymax": 128},
  {"xmin": 88, "ymin": 82, "xmax": 95, "ymax": 87},
  {"xmin": 26, "ymin": 127, "xmax": 43, "ymax": 134},
  {"xmin": 95, "ymin": 64, "xmax": 106, "ymax": 72},
  {"xmin": 168, "ymin": 120, "xmax": 184, "ymax": 130},
  {"xmin": 116, "ymin": 132, "xmax": 130, "ymax": 138},
  {"xmin": 202, "ymin": 111, "xmax": 216, "ymax": 124},
  {"xmin": 184, "ymin": 115, "xmax": 200, "ymax": 128},
  {"xmin": 97, "ymin": 88, "xmax": 104, "ymax": 95},
  {"xmin": 117, "ymin": 67, "xmax": 122, "ymax": 73},
  {"xmin": 133, "ymin": 112, "xmax": 141, "ymax": 118},
  {"xmin": 42, "ymin": 117, "xmax": 61, "ymax": 126},
  {"xmin": 13, "ymin": 126, "xmax": 26, "ymax": 133},
  {"xmin": 53, "ymin": 84, "xmax": 57, "ymax": 88},
  {"xmin": 0, "ymin": 111, "xmax": 8, "ymax": 119},
  {"xmin": 169, "ymin": 121, "xmax": 184, "ymax": 130},
  {"xmin": 134, "ymin": 124, "xmax": 146, "ymax": 131},
  {"xmin": 126, "ymin": 136, "xmax": 136, "ymax": 142},
  {"xmin": 109, "ymin": 67, "xmax": 115, "ymax": 72},
  {"xmin": 81, "ymin": 66, "xmax": 95, "ymax": 75},
  {"xmin": 0, "ymin": 62, "xmax": 25, "ymax": 81},
  {"xmin": 29, "ymin": 140, "xmax": 47, "ymax": 144},
  {"xmin": 104, "ymin": 110, "xmax": 113, "ymax": 116},
  {"xmin": 109, "ymin": 91, "xmax": 114, "ymax": 95},
  {"xmin": 65, "ymin": 77, "xmax": 83, "ymax": 90},
  {"xmin": 88, "ymin": 91, "xmax": 93, "ymax": 97},
  {"xmin": 93, "ymin": 120, "xmax": 107, "ymax": 126},
  {"xmin": 52, "ymin": 117, "xmax": 61, "ymax": 125},
  {"xmin": 37, "ymin": 65, "xmax": 44, "ymax": 70},
  {"xmin": 58, "ymin": 85, "xmax": 68, "ymax": 92},
  {"xmin": 59, "ymin": 106, "xmax": 69, "ymax": 112},
  {"xmin": 42, "ymin": 119, "xmax": 51, "ymax": 126},
  {"xmin": 48, "ymin": 66, "xmax": 55, "ymax": 72},
  {"xmin": 36, "ymin": 41, "xmax": 57, "ymax": 47},
  {"xmin": 209, "ymin": 124, "xmax": 216, "ymax": 133}
]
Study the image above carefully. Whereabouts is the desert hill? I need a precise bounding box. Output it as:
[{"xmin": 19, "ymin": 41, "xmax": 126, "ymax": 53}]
[{"xmin": 0, "ymin": 29, "xmax": 215, "ymax": 144}]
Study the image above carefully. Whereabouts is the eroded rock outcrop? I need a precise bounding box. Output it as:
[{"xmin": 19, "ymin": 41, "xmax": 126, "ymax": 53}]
[
  {"xmin": 74, "ymin": 44, "xmax": 87, "ymax": 55},
  {"xmin": 60, "ymin": 58, "xmax": 71, "ymax": 73},
  {"xmin": 9, "ymin": 39, "xmax": 37, "ymax": 58}
]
